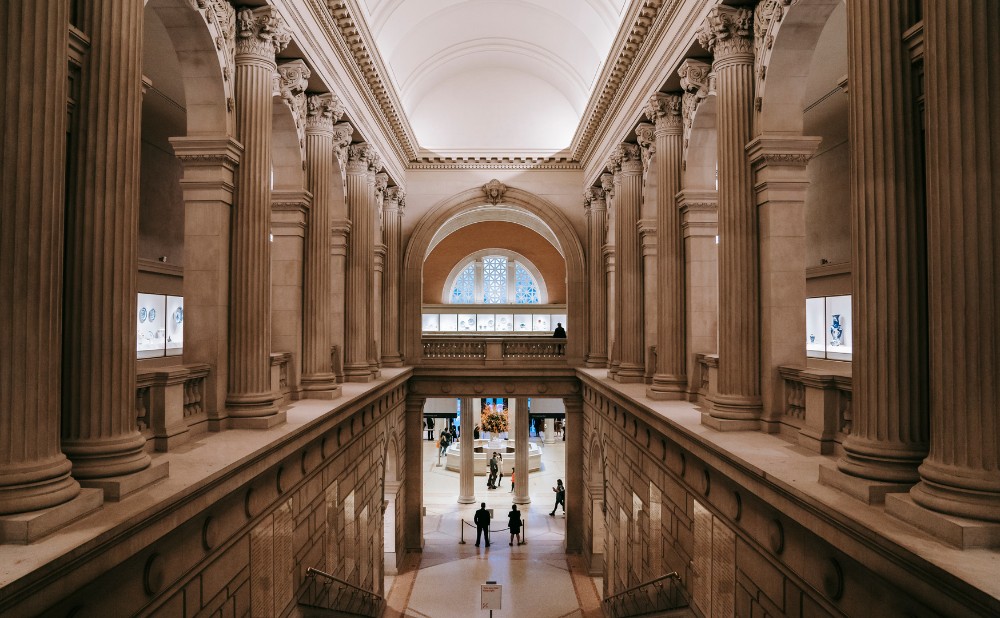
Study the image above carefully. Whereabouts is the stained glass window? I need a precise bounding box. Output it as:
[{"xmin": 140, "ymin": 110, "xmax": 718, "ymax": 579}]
[
  {"xmin": 450, "ymin": 264, "xmax": 475, "ymax": 303},
  {"xmin": 514, "ymin": 264, "xmax": 540, "ymax": 304},
  {"xmin": 482, "ymin": 256, "xmax": 507, "ymax": 303}
]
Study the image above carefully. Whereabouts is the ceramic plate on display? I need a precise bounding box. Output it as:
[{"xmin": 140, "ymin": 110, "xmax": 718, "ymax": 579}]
[
  {"xmin": 174, "ymin": 307, "xmax": 183, "ymax": 324},
  {"xmin": 139, "ymin": 307, "xmax": 147, "ymax": 323},
  {"xmin": 149, "ymin": 308, "xmax": 156, "ymax": 322}
]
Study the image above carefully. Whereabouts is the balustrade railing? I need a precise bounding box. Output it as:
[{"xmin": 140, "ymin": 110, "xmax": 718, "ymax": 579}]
[
  {"xmin": 421, "ymin": 335, "xmax": 568, "ymax": 366},
  {"xmin": 603, "ymin": 572, "xmax": 686, "ymax": 618},
  {"xmin": 777, "ymin": 364, "xmax": 852, "ymax": 454},
  {"xmin": 135, "ymin": 363, "xmax": 212, "ymax": 451},
  {"xmin": 298, "ymin": 567, "xmax": 383, "ymax": 617},
  {"xmin": 502, "ymin": 338, "xmax": 565, "ymax": 358}
]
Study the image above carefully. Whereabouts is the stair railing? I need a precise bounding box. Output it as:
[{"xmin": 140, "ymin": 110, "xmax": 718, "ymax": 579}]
[
  {"xmin": 602, "ymin": 571, "xmax": 686, "ymax": 618},
  {"xmin": 300, "ymin": 567, "xmax": 385, "ymax": 617}
]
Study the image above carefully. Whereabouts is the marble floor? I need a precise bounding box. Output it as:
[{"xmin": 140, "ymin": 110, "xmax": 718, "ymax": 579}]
[{"xmin": 384, "ymin": 436, "xmax": 603, "ymax": 618}]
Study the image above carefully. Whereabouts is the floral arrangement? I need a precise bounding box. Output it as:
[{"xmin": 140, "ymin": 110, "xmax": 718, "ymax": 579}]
[{"xmin": 481, "ymin": 408, "xmax": 509, "ymax": 433}]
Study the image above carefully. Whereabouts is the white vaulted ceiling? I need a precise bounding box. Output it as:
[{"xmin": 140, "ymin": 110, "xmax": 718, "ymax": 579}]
[{"xmin": 358, "ymin": 0, "xmax": 627, "ymax": 153}]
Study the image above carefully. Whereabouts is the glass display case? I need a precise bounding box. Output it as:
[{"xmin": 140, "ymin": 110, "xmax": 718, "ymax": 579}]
[
  {"xmin": 439, "ymin": 314, "xmax": 458, "ymax": 331},
  {"xmin": 805, "ymin": 295, "xmax": 852, "ymax": 361},
  {"xmin": 514, "ymin": 314, "xmax": 532, "ymax": 331},
  {"xmin": 136, "ymin": 293, "xmax": 168, "ymax": 359},
  {"xmin": 532, "ymin": 314, "xmax": 551, "ymax": 332},
  {"xmin": 420, "ymin": 307, "xmax": 567, "ymax": 334},
  {"xmin": 422, "ymin": 313, "xmax": 440, "ymax": 332},
  {"xmin": 476, "ymin": 314, "xmax": 495, "ymax": 331},
  {"xmin": 495, "ymin": 314, "xmax": 513, "ymax": 331},
  {"xmin": 165, "ymin": 295, "xmax": 184, "ymax": 356},
  {"xmin": 458, "ymin": 314, "xmax": 477, "ymax": 331}
]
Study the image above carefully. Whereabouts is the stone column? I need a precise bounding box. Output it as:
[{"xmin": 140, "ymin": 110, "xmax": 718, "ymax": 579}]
[
  {"xmin": 908, "ymin": 1, "xmax": 1000, "ymax": 523},
  {"xmin": 225, "ymin": 6, "xmax": 290, "ymax": 426},
  {"xmin": 344, "ymin": 143, "xmax": 378, "ymax": 381},
  {"xmin": 381, "ymin": 187, "xmax": 405, "ymax": 366},
  {"xmin": 370, "ymin": 172, "xmax": 388, "ymax": 377},
  {"xmin": 826, "ymin": 0, "xmax": 928, "ymax": 492},
  {"xmin": 514, "ymin": 398, "xmax": 530, "ymax": 504},
  {"xmin": 645, "ymin": 94, "xmax": 688, "ymax": 399},
  {"xmin": 610, "ymin": 144, "xmax": 645, "ymax": 383},
  {"xmin": 404, "ymin": 396, "xmax": 426, "ymax": 552},
  {"xmin": 543, "ymin": 419, "xmax": 557, "ymax": 445},
  {"xmin": 602, "ymin": 173, "xmax": 618, "ymax": 377},
  {"xmin": 677, "ymin": 191, "xmax": 719, "ymax": 401},
  {"xmin": 564, "ymin": 396, "xmax": 585, "ymax": 552},
  {"xmin": 300, "ymin": 94, "xmax": 345, "ymax": 398},
  {"xmin": 329, "ymin": 122, "xmax": 352, "ymax": 383},
  {"xmin": 458, "ymin": 397, "xmax": 475, "ymax": 504},
  {"xmin": 697, "ymin": 7, "xmax": 762, "ymax": 428},
  {"xmin": 61, "ymin": 0, "xmax": 159, "ymax": 483},
  {"xmin": 0, "ymin": 0, "xmax": 82, "ymax": 516},
  {"xmin": 584, "ymin": 188, "xmax": 609, "ymax": 367}
]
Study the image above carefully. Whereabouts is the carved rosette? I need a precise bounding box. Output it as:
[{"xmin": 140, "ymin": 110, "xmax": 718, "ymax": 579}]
[
  {"xmin": 609, "ymin": 143, "xmax": 643, "ymax": 175},
  {"xmin": 192, "ymin": 0, "xmax": 236, "ymax": 116},
  {"xmin": 635, "ymin": 123, "xmax": 656, "ymax": 172},
  {"xmin": 235, "ymin": 7, "xmax": 291, "ymax": 62},
  {"xmin": 481, "ymin": 179, "xmax": 507, "ymax": 205},
  {"xmin": 645, "ymin": 93, "xmax": 683, "ymax": 135},
  {"xmin": 697, "ymin": 6, "xmax": 754, "ymax": 63},
  {"xmin": 305, "ymin": 93, "xmax": 345, "ymax": 135}
]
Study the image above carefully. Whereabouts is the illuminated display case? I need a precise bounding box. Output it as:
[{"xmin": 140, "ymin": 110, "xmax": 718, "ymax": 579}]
[
  {"xmin": 806, "ymin": 295, "xmax": 852, "ymax": 361},
  {"xmin": 137, "ymin": 293, "xmax": 183, "ymax": 358}
]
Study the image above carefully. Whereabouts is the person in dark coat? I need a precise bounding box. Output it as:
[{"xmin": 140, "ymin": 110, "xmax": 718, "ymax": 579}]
[
  {"xmin": 473, "ymin": 424, "xmax": 481, "ymax": 440},
  {"xmin": 474, "ymin": 503, "xmax": 491, "ymax": 547},
  {"xmin": 552, "ymin": 322, "xmax": 566, "ymax": 338},
  {"xmin": 508, "ymin": 505, "xmax": 523, "ymax": 545},
  {"xmin": 550, "ymin": 479, "xmax": 565, "ymax": 516},
  {"xmin": 487, "ymin": 453, "xmax": 499, "ymax": 489}
]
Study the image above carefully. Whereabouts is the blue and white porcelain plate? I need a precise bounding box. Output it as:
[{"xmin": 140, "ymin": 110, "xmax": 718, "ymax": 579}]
[
  {"xmin": 174, "ymin": 307, "xmax": 183, "ymax": 324},
  {"xmin": 139, "ymin": 307, "xmax": 147, "ymax": 323},
  {"xmin": 148, "ymin": 308, "xmax": 156, "ymax": 322}
]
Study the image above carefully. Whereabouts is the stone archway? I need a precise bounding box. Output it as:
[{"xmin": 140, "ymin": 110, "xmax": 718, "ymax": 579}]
[{"xmin": 402, "ymin": 186, "xmax": 587, "ymax": 364}]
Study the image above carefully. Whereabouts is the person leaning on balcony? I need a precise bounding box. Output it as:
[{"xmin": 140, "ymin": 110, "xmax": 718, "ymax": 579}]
[{"xmin": 552, "ymin": 322, "xmax": 566, "ymax": 338}]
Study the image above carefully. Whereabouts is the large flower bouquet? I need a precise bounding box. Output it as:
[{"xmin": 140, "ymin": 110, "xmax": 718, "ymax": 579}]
[{"xmin": 481, "ymin": 408, "xmax": 509, "ymax": 434}]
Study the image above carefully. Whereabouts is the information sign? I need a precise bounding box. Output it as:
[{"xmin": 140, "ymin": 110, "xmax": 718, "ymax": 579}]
[{"xmin": 481, "ymin": 583, "xmax": 502, "ymax": 610}]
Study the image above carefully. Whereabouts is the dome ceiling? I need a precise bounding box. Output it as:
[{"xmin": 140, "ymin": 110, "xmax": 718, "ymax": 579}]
[{"xmin": 358, "ymin": 0, "xmax": 627, "ymax": 154}]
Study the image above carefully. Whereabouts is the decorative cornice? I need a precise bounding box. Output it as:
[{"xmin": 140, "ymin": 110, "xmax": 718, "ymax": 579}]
[
  {"xmin": 234, "ymin": 6, "xmax": 291, "ymax": 61},
  {"xmin": 635, "ymin": 123, "xmax": 656, "ymax": 171},
  {"xmin": 697, "ymin": 6, "xmax": 754, "ymax": 61},
  {"xmin": 305, "ymin": 93, "xmax": 345, "ymax": 134},
  {"xmin": 321, "ymin": 0, "xmax": 418, "ymax": 160},
  {"xmin": 481, "ymin": 179, "xmax": 508, "ymax": 205},
  {"xmin": 407, "ymin": 155, "xmax": 582, "ymax": 170},
  {"xmin": 644, "ymin": 93, "xmax": 684, "ymax": 134}
]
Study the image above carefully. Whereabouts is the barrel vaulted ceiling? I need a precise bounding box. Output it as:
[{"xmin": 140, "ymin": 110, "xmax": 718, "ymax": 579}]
[{"xmin": 356, "ymin": 0, "xmax": 628, "ymax": 154}]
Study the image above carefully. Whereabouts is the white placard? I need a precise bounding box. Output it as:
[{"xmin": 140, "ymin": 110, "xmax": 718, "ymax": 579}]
[{"xmin": 481, "ymin": 583, "xmax": 502, "ymax": 610}]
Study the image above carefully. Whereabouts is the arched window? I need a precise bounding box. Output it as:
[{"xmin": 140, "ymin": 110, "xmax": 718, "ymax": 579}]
[{"xmin": 442, "ymin": 251, "xmax": 547, "ymax": 304}]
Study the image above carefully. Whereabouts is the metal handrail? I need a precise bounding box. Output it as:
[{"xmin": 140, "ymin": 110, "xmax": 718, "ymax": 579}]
[
  {"xmin": 605, "ymin": 571, "xmax": 680, "ymax": 601},
  {"xmin": 602, "ymin": 571, "xmax": 685, "ymax": 617},
  {"xmin": 304, "ymin": 567, "xmax": 384, "ymax": 615}
]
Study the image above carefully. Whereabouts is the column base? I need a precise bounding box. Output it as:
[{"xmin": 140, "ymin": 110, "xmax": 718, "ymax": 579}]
[
  {"xmin": 79, "ymin": 461, "xmax": 169, "ymax": 501},
  {"xmin": 299, "ymin": 376, "xmax": 342, "ymax": 400},
  {"xmin": 817, "ymin": 463, "xmax": 912, "ymax": 505},
  {"xmin": 63, "ymin": 432, "xmax": 152, "ymax": 480},
  {"xmin": 886, "ymin": 493, "xmax": 1000, "ymax": 549},
  {"xmin": 614, "ymin": 363, "xmax": 645, "ymax": 383},
  {"xmin": 344, "ymin": 363, "xmax": 374, "ymax": 383},
  {"xmin": 0, "ymin": 488, "xmax": 103, "ymax": 544},
  {"xmin": 381, "ymin": 355, "xmax": 404, "ymax": 367},
  {"xmin": 584, "ymin": 354, "xmax": 608, "ymax": 368},
  {"xmin": 700, "ymin": 412, "xmax": 760, "ymax": 432},
  {"xmin": 226, "ymin": 390, "xmax": 280, "ymax": 419},
  {"xmin": 909, "ymin": 462, "xmax": 1000, "ymax": 523},
  {"xmin": 513, "ymin": 495, "xmax": 531, "ymax": 505},
  {"xmin": 457, "ymin": 495, "xmax": 476, "ymax": 505},
  {"xmin": 706, "ymin": 392, "xmax": 762, "ymax": 424},
  {"xmin": 0, "ymin": 457, "xmax": 80, "ymax": 515},
  {"xmin": 647, "ymin": 375, "xmax": 687, "ymax": 400},
  {"xmin": 228, "ymin": 410, "xmax": 287, "ymax": 430},
  {"xmin": 836, "ymin": 436, "xmax": 924, "ymax": 484}
]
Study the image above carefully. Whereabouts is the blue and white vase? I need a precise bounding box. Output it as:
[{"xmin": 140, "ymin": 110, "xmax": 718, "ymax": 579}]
[
  {"xmin": 829, "ymin": 315, "xmax": 844, "ymax": 347},
  {"xmin": 809, "ymin": 334, "xmax": 816, "ymax": 344}
]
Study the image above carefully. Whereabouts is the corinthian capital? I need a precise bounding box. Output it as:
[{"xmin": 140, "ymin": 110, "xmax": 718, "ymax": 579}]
[
  {"xmin": 584, "ymin": 186, "xmax": 607, "ymax": 210},
  {"xmin": 375, "ymin": 173, "xmax": 389, "ymax": 201},
  {"xmin": 600, "ymin": 172, "xmax": 615, "ymax": 198},
  {"xmin": 347, "ymin": 141, "xmax": 376, "ymax": 173},
  {"xmin": 608, "ymin": 143, "xmax": 642, "ymax": 175},
  {"xmin": 697, "ymin": 6, "xmax": 754, "ymax": 61},
  {"xmin": 635, "ymin": 123, "xmax": 656, "ymax": 171},
  {"xmin": 332, "ymin": 122, "xmax": 353, "ymax": 164},
  {"xmin": 385, "ymin": 187, "xmax": 406, "ymax": 213},
  {"xmin": 305, "ymin": 93, "xmax": 345, "ymax": 133},
  {"xmin": 644, "ymin": 93, "xmax": 683, "ymax": 134},
  {"xmin": 678, "ymin": 59, "xmax": 711, "ymax": 94},
  {"xmin": 235, "ymin": 6, "xmax": 291, "ymax": 61}
]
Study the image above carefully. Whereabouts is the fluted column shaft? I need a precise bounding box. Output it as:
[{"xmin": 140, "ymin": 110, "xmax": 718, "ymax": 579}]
[
  {"xmin": 369, "ymin": 173, "xmax": 387, "ymax": 377},
  {"xmin": 381, "ymin": 188, "xmax": 405, "ymax": 365},
  {"xmin": 344, "ymin": 144, "xmax": 376, "ymax": 381},
  {"xmin": 0, "ymin": 0, "xmax": 81, "ymax": 513},
  {"xmin": 603, "ymin": 174, "xmax": 618, "ymax": 377},
  {"xmin": 646, "ymin": 94, "xmax": 687, "ymax": 399},
  {"xmin": 514, "ymin": 398, "xmax": 530, "ymax": 504},
  {"xmin": 61, "ymin": 0, "xmax": 151, "ymax": 477},
  {"xmin": 910, "ymin": 1, "xmax": 999, "ymax": 521},
  {"xmin": 301, "ymin": 95, "xmax": 342, "ymax": 397},
  {"xmin": 838, "ymin": 0, "xmax": 928, "ymax": 482},
  {"xmin": 458, "ymin": 397, "xmax": 475, "ymax": 504},
  {"xmin": 584, "ymin": 189, "xmax": 609, "ymax": 367},
  {"xmin": 226, "ymin": 7, "xmax": 289, "ymax": 419},
  {"xmin": 699, "ymin": 7, "xmax": 762, "ymax": 423},
  {"xmin": 611, "ymin": 145, "xmax": 645, "ymax": 383}
]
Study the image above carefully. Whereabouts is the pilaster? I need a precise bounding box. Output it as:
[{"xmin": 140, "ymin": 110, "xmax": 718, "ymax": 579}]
[
  {"xmin": 369, "ymin": 172, "xmax": 388, "ymax": 377},
  {"xmin": 381, "ymin": 187, "xmax": 405, "ymax": 366},
  {"xmin": 602, "ymin": 173, "xmax": 618, "ymax": 377},
  {"xmin": 610, "ymin": 144, "xmax": 645, "ymax": 383},
  {"xmin": 270, "ymin": 190, "xmax": 310, "ymax": 402},
  {"xmin": 404, "ymin": 396, "xmax": 426, "ymax": 553},
  {"xmin": 678, "ymin": 191, "xmax": 718, "ymax": 402},
  {"xmin": 564, "ymin": 396, "xmax": 584, "ymax": 552},
  {"xmin": 584, "ymin": 188, "xmax": 609, "ymax": 367}
]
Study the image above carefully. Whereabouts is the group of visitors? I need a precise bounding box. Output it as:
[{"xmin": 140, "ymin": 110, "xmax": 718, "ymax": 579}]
[{"xmin": 474, "ymin": 503, "xmax": 524, "ymax": 547}]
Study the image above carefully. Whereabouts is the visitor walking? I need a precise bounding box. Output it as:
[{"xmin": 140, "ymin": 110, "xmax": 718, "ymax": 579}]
[
  {"xmin": 487, "ymin": 453, "xmax": 499, "ymax": 489},
  {"xmin": 474, "ymin": 502, "xmax": 491, "ymax": 547},
  {"xmin": 473, "ymin": 424, "xmax": 480, "ymax": 439},
  {"xmin": 437, "ymin": 431, "xmax": 450, "ymax": 466},
  {"xmin": 550, "ymin": 479, "xmax": 565, "ymax": 516},
  {"xmin": 508, "ymin": 504, "xmax": 523, "ymax": 546},
  {"xmin": 509, "ymin": 467, "xmax": 515, "ymax": 493}
]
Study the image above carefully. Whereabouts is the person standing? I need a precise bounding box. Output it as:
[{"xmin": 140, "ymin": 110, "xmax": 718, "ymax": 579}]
[
  {"xmin": 508, "ymin": 504, "xmax": 523, "ymax": 546},
  {"xmin": 487, "ymin": 453, "xmax": 498, "ymax": 489},
  {"xmin": 473, "ymin": 424, "xmax": 481, "ymax": 440},
  {"xmin": 553, "ymin": 322, "xmax": 566, "ymax": 338},
  {"xmin": 550, "ymin": 479, "xmax": 565, "ymax": 516},
  {"xmin": 474, "ymin": 503, "xmax": 491, "ymax": 547},
  {"xmin": 509, "ymin": 467, "xmax": 515, "ymax": 493}
]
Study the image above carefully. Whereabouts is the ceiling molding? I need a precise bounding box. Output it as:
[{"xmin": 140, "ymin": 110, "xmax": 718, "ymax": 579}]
[{"xmin": 408, "ymin": 155, "xmax": 583, "ymax": 170}]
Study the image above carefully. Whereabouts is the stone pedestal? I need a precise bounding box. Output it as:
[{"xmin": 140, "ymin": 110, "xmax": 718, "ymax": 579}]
[
  {"xmin": 381, "ymin": 187, "xmax": 405, "ymax": 366},
  {"xmin": 0, "ymin": 0, "xmax": 82, "ymax": 517},
  {"xmin": 61, "ymin": 0, "xmax": 157, "ymax": 484},
  {"xmin": 458, "ymin": 397, "xmax": 475, "ymax": 504},
  {"xmin": 645, "ymin": 94, "xmax": 687, "ymax": 399},
  {"xmin": 226, "ymin": 7, "xmax": 290, "ymax": 426},
  {"xmin": 300, "ymin": 94, "xmax": 344, "ymax": 399},
  {"xmin": 514, "ymin": 398, "xmax": 530, "ymax": 504},
  {"xmin": 609, "ymin": 144, "xmax": 646, "ymax": 383},
  {"xmin": 584, "ymin": 188, "xmax": 609, "ymax": 367},
  {"xmin": 698, "ymin": 6, "xmax": 763, "ymax": 428},
  {"xmin": 832, "ymin": 0, "xmax": 928, "ymax": 485}
]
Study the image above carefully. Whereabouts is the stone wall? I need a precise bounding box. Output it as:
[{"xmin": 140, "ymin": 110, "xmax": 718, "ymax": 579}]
[{"xmin": 8, "ymin": 381, "xmax": 408, "ymax": 617}]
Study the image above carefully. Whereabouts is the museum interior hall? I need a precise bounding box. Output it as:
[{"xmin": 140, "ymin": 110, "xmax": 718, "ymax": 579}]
[{"xmin": 1, "ymin": 0, "xmax": 998, "ymax": 617}]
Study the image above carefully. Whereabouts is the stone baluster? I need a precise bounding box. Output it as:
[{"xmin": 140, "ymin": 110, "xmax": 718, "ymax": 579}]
[
  {"xmin": 381, "ymin": 187, "xmax": 405, "ymax": 366},
  {"xmin": 61, "ymin": 0, "xmax": 166, "ymax": 491},
  {"xmin": 458, "ymin": 397, "xmax": 475, "ymax": 504},
  {"xmin": 224, "ymin": 6, "xmax": 290, "ymax": 427},
  {"xmin": 514, "ymin": 398, "xmax": 530, "ymax": 504},
  {"xmin": 610, "ymin": 144, "xmax": 645, "ymax": 383},
  {"xmin": 821, "ymin": 0, "xmax": 928, "ymax": 499},
  {"xmin": 697, "ymin": 6, "xmax": 763, "ymax": 429},
  {"xmin": 906, "ymin": 1, "xmax": 1000, "ymax": 525},
  {"xmin": 645, "ymin": 93, "xmax": 687, "ymax": 399},
  {"xmin": 329, "ymin": 122, "xmax": 353, "ymax": 383},
  {"xmin": 301, "ymin": 93, "xmax": 344, "ymax": 399},
  {"xmin": 0, "ymin": 0, "xmax": 83, "ymax": 518},
  {"xmin": 584, "ymin": 187, "xmax": 609, "ymax": 367},
  {"xmin": 370, "ymin": 172, "xmax": 388, "ymax": 377},
  {"xmin": 602, "ymin": 173, "xmax": 618, "ymax": 377},
  {"xmin": 344, "ymin": 143, "xmax": 377, "ymax": 381}
]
